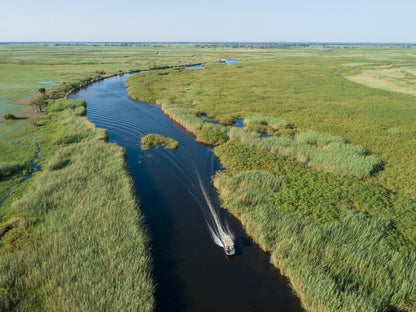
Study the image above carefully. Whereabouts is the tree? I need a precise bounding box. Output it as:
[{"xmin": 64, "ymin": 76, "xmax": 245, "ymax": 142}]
[{"xmin": 31, "ymin": 90, "xmax": 49, "ymax": 112}]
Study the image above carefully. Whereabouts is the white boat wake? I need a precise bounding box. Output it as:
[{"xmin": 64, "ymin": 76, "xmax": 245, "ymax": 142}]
[
  {"xmin": 161, "ymin": 148, "xmax": 235, "ymax": 254},
  {"xmin": 196, "ymin": 169, "xmax": 235, "ymax": 255}
]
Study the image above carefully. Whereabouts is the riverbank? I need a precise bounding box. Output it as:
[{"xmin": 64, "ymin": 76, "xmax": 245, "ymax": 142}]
[
  {"xmin": 0, "ymin": 97, "xmax": 154, "ymax": 311},
  {"xmin": 125, "ymin": 52, "xmax": 416, "ymax": 312}
]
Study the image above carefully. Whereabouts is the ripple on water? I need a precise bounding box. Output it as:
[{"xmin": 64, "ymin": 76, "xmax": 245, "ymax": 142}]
[{"xmin": 70, "ymin": 75, "xmax": 304, "ymax": 312}]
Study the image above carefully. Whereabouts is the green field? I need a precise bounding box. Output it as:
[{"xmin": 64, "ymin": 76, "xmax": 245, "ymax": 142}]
[
  {"xmin": 126, "ymin": 44, "xmax": 416, "ymax": 312},
  {"xmin": 1, "ymin": 43, "xmax": 416, "ymax": 312}
]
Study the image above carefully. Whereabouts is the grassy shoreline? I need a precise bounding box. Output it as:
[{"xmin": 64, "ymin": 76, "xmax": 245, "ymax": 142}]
[
  {"xmin": 1, "ymin": 98, "xmax": 155, "ymax": 311},
  {"xmin": 0, "ymin": 45, "xmax": 190, "ymax": 311},
  {"xmin": 212, "ymin": 143, "xmax": 416, "ymax": 312}
]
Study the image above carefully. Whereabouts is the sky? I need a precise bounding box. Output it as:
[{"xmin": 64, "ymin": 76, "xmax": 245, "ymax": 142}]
[{"xmin": 1, "ymin": 0, "xmax": 415, "ymax": 43}]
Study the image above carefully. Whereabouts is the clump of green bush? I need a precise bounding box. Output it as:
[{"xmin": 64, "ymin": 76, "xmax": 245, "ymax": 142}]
[
  {"xmin": 244, "ymin": 115, "xmax": 294, "ymax": 137},
  {"xmin": 140, "ymin": 134, "xmax": 178, "ymax": 151},
  {"xmin": 2, "ymin": 113, "xmax": 17, "ymax": 120},
  {"xmin": 156, "ymin": 99, "xmax": 382, "ymax": 178}
]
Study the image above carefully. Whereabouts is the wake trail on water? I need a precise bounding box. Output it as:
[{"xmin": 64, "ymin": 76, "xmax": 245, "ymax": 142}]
[
  {"xmin": 160, "ymin": 148, "xmax": 234, "ymax": 248},
  {"xmin": 196, "ymin": 171, "xmax": 234, "ymax": 248}
]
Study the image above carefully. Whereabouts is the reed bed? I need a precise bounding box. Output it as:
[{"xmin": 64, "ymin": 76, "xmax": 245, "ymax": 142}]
[
  {"xmin": 228, "ymin": 127, "xmax": 382, "ymax": 178},
  {"xmin": 0, "ymin": 162, "xmax": 29, "ymax": 179},
  {"xmin": 244, "ymin": 115, "xmax": 290, "ymax": 129},
  {"xmin": 0, "ymin": 99, "xmax": 154, "ymax": 311},
  {"xmin": 214, "ymin": 169, "xmax": 416, "ymax": 312},
  {"xmin": 158, "ymin": 99, "xmax": 229, "ymax": 145},
  {"xmin": 121, "ymin": 45, "xmax": 416, "ymax": 311}
]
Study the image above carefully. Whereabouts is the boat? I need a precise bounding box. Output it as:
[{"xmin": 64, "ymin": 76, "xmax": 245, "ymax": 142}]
[{"xmin": 222, "ymin": 234, "xmax": 235, "ymax": 256}]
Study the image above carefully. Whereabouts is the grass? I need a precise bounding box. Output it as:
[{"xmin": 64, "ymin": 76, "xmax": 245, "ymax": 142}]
[
  {"xmin": 125, "ymin": 45, "xmax": 416, "ymax": 312},
  {"xmin": 141, "ymin": 134, "xmax": 178, "ymax": 151},
  {"xmin": 153, "ymin": 99, "xmax": 229, "ymax": 145},
  {"xmin": 213, "ymin": 141, "xmax": 416, "ymax": 312},
  {"xmin": 2, "ymin": 43, "xmax": 416, "ymax": 312},
  {"xmin": 0, "ymin": 98, "xmax": 154, "ymax": 311},
  {"xmin": 0, "ymin": 43, "xmax": 232, "ymax": 311},
  {"xmin": 227, "ymin": 126, "xmax": 382, "ymax": 178},
  {"xmin": 214, "ymin": 169, "xmax": 416, "ymax": 312},
  {"xmin": 345, "ymin": 66, "xmax": 416, "ymax": 96},
  {"xmin": 125, "ymin": 48, "xmax": 416, "ymax": 198}
]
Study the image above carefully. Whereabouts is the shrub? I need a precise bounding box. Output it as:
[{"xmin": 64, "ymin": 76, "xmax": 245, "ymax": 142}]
[{"xmin": 2, "ymin": 113, "xmax": 16, "ymax": 120}]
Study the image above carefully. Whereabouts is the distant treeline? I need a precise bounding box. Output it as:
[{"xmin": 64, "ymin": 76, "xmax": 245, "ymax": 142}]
[{"xmin": 1, "ymin": 42, "xmax": 415, "ymax": 48}]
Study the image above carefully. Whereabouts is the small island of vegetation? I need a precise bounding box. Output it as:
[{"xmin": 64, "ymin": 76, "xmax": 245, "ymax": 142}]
[{"xmin": 140, "ymin": 134, "xmax": 179, "ymax": 151}]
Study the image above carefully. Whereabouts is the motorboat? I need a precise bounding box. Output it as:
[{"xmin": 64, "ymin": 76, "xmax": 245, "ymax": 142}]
[{"xmin": 222, "ymin": 234, "xmax": 235, "ymax": 256}]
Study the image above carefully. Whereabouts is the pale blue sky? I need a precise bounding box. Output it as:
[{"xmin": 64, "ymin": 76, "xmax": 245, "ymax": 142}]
[{"xmin": 1, "ymin": 0, "xmax": 415, "ymax": 42}]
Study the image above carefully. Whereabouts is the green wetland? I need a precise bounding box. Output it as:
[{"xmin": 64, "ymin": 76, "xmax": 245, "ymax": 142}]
[
  {"xmin": 1, "ymin": 43, "xmax": 416, "ymax": 311},
  {"xmin": 70, "ymin": 75, "xmax": 303, "ymax": 311}
]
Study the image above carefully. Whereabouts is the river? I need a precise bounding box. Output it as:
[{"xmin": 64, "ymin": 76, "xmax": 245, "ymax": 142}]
[{"xmin": 70, "ymin": 74, "xmax": 303, "ymax": 312}]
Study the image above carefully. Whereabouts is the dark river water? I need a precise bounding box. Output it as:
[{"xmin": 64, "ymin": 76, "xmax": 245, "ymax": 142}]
[{"xmin": 71, "ymin": 75, "xmax": 303, "ymax": 312}]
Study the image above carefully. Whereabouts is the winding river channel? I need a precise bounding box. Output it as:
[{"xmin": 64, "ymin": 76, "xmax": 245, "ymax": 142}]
[{"xmin": 71, "ymin": 74, "xmax": 303, "ymax": 312}]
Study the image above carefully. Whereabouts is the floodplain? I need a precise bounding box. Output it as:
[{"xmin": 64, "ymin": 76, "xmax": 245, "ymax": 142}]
[{"xmin": 1, "ymin": 43, "xmax": 416, "ymax": 312}]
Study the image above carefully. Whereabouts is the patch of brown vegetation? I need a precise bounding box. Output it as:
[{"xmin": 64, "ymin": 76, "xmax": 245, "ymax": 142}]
[{"xmin": 15, "ymin": 100, "xmax": 43, "ymax": 120}]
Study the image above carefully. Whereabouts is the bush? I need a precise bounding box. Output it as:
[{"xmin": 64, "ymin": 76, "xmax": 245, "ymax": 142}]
[{"xmin": 2, "ymin": 113, "xmax": 16, "ymax": 120}]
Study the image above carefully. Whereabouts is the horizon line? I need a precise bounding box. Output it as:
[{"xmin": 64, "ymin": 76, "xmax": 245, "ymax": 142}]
[{"xmin": 1, "ymin": 41, "xmax": 416, "ymax": 45}]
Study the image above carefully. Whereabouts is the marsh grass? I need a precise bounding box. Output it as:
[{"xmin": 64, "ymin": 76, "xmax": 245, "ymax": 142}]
[
  {"xmin": 0, "ymin": 99, "xmax": 154, "ymax": 312},
  {"xmin": 228, "ymin": 127, "xmax": 382, "ymax": 178},
  {"xmin": 214, "ymin": 169, "xmax": 416, "ymax": 312},
  {"xmin": 244, "ymin": 115, "xmax": 291, "ymax": 136},
  {"xmin": 295, "ymin": 130, "xmax": 346, "ymax": 146},
  {"xmin": 213, "ymin": 141, "xmax": 416, "ymax": 247},
  {"xmin": 125, "ymin": 50, "xmax": 416, "ymax": 197},
  {"xmin": 141, "ymin": 133, "xmax": 178, "ymax": 151},
  {"xmin": 156, "ymin": 99, "xmax": 229, "ymax": 145},
  {"xmin": 0, "ymin": 162, "xmax": 29, "ymax": 179}
]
